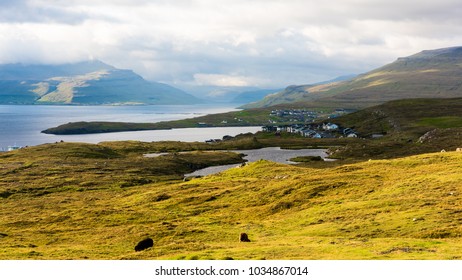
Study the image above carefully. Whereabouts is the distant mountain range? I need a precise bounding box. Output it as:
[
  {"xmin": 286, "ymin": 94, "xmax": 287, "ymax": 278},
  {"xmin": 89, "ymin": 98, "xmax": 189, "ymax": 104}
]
[
  {"xmin": 0, "ymin": 60, "xmax": 201, "ymax": 105},
  {"xmin": 231, "ymin": 88, "xmax": 282, "ymax": 104},
  {"xmin": 178, "ymin": 85, "xmax": 282, "ymax": 104},
  {"xmin": 243, "ymin": 46, "xmax": 462, "ymax": 109}
]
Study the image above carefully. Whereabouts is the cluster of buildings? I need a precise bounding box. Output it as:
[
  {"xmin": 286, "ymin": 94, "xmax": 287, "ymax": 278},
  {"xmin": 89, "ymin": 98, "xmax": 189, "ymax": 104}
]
[
  {"xmin": 269, "ymin": 109, "xmax": 318, "ymax": 123},
  {"xmin": 262, "ymin": 123, "xmax": 358, "ymax": 139},
  {"xmin": 263, "ymin": 108, "xmax": 359, "ymax": 139},
  {"xmin": 268, "ymin": 108, "xmax": 352, "ymax": 124},
  {"xmin": 0, "ymin": 145, "xmax": 22, "ymax": 152}
]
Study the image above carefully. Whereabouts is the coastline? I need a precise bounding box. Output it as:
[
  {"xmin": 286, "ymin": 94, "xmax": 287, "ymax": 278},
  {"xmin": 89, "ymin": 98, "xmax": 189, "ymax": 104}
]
[
  {"xmin": 0, "ymin": 104, "xmax": 248, "ymax": 149},
  {"xmin": 1, "ymin": 126, "xmax": 262, "ymax": 151}
]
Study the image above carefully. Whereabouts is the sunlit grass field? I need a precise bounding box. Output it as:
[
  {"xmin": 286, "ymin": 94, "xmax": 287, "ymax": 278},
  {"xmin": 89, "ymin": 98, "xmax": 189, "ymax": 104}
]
[{"xmin": 1, "ymin": 140, "xmax": 461, "ymax": 260}]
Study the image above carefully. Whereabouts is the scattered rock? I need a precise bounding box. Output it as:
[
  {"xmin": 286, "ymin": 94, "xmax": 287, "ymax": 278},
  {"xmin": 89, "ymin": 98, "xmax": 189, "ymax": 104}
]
[
  {"xmin": 205, "ymin": 196, "xmax": 217, "ymax": 202},
  {"xmin": 380, "ymin": 247, "xmax": 436, "ymax": 255},
  {"xmin": 154, "ymin": 194, "xmax": 171, "ymax": 202},
  {"xmin": 418, "ymin": 130, "xmax": 437, "ymax": 143},
  {"xmin": 27, "ymin": 251, "xmax": 42, "ymax": 256}
]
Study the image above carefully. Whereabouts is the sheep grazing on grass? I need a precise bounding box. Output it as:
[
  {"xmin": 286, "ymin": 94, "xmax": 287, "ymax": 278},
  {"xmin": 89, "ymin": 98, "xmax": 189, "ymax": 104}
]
[
  {"xmin": 456, "ymin": 148, "xmax": 462, "ymax": 152},
  {"xmin": 240, "ymin": 233, "xmax": 251, "ymax": 242},
  {"xmin": 135, "ymin": 238, "xmax": 153, "ymax": 252}
]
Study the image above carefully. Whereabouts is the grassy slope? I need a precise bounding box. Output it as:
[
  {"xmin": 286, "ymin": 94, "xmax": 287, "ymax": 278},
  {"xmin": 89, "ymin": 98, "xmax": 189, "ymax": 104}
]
[
  {"xmin": 1, "ymin": 141, "xmax": 461, "ymax": 260},
  {"xmin": 245, "ymin": 47, "xmax": 462, "ymax": 109},
  {"xmin": 245, "ymin": 97, "xmax": 462, "ymax": 161},
  {"xmin": 326, "ymin": 98, "xmax": 462, "ymax": 159},
  {"xmin": 4, "ymin": 97, "xmax": 462, "ymax": 260},
  {"xmin": 335, "ymin": 98, "xmax": 462, "ymax": 134}
]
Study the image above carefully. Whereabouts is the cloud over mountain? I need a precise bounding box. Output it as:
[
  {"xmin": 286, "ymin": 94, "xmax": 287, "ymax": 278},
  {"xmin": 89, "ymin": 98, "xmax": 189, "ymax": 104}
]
[{"xmin": 1, "ymin": 0, "xmax": 462, "ymax": 92}]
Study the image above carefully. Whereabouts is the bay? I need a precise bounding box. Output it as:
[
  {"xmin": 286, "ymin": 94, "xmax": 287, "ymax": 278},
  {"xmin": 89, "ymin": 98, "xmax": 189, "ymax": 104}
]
[{"xmin": 0, "ymin": 104, "xmax": 260, "ymax": 150}]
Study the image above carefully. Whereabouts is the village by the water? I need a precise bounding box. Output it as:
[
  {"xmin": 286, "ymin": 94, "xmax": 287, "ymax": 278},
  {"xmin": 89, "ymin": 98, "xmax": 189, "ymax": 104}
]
[
  {"xmin": 1, "ymin": 108, "xmax": 369, "ymax": 151},
  {"xmin": 264, "ymin": 108, "xmax": 361, "ymax": 137},
  {"xmin": 206, "ymin": 108, "xmax": 365, "ymax": 143}
]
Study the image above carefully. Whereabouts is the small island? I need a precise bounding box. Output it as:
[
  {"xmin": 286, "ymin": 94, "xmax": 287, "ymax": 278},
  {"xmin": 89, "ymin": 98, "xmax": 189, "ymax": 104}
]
[{"xmin": 41, "ymin": 121, "xmax": 172, "ymax": 135}]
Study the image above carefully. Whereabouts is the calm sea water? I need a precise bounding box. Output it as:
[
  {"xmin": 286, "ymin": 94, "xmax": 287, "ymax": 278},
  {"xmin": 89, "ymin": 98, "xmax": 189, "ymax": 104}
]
[{"xmin": 0, "ymin": 104, "xmax": 261, "ymax": 150}]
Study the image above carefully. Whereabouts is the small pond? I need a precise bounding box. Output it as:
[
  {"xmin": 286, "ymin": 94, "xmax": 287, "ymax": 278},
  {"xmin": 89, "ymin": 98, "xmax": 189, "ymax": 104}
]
[{"xmin": 183, "ymin": 147, "xmax": 330, "ymax": 177}]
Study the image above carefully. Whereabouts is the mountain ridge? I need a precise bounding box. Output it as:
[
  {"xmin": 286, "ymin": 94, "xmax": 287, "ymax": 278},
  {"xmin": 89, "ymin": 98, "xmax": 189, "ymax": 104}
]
[
  {"xmin": 0, "ymin": 60, "xmax": 201, "ymax": 105},
  {"xmin": 243, "ymin": 46, "xmax": 462, "ymax": 109}
]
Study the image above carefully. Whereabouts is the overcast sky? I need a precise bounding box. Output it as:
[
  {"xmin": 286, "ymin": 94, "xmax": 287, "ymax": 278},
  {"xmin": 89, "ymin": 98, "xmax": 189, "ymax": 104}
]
[{"xmin": 1, "ymin": 0, "xmax": 462, "ymax": 91}]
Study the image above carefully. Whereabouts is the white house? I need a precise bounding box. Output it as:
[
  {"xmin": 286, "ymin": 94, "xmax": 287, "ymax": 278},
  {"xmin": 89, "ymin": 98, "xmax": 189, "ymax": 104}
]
[{"xmin": 323, "ymin": 123, "xmax": 339, "ymax": 131}]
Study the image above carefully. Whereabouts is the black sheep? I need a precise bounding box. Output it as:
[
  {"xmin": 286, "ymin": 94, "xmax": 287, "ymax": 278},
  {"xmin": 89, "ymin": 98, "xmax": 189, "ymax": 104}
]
[
  {"xmin": 135, "ymin": 238, "xmax": 154, "ymax": 251},
  {"xmin": 239, "ymin": 233, "xmax": 251, "ymax": 242}
]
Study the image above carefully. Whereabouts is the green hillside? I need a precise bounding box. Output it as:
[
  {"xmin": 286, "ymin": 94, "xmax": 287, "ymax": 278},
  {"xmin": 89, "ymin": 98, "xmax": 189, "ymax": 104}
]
[
  {"xmin": 1, "ymin": 139, "xmax": 462, "ymax": 260},
  {"xmin": 332, "ymin": 98, "xmax": 462, "ymax": 136},
  {"xmin": 323, "ymin": 98, "xmax": 462, "ymax": 159},
  {"xmin": 244, "ymin": 46, "xmax": 462, "ymax": 109}
]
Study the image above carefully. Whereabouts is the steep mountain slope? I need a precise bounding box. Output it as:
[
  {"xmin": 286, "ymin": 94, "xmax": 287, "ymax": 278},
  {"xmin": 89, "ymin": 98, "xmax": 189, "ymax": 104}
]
[
  {"xmin": 0, "ymin": 61, "xmax": 201, "ymax": 105},
  {"xmin": 245, "ymin": 46, "xmax": 462, "ymax": 109}
]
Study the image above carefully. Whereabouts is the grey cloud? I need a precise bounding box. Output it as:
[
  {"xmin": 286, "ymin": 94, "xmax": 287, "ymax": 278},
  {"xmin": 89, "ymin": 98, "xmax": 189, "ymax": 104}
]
[
  {"xmin": 0, "ymin": 0, "xmax": 27, "ymax": 7},
  {"xmin": 110, "ymin": 30, "xmax": 373, "ymax": 88},
  {"xmin": 1, "ymin": 0, "xmax": 462, "ymax": 90},
  {"xmin": 0, "ymin": 0, "xmax": 116, "ymax": 24},
  {"xmin": 0, "ymin": 6, "xmax": 81, "ymax": 24}
]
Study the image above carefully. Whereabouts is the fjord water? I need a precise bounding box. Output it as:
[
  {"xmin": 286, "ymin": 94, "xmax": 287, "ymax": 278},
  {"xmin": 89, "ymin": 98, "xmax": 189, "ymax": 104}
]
[{"xmin": 0, "ymin": 104, "xmax": 260, "ymax": 149}]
